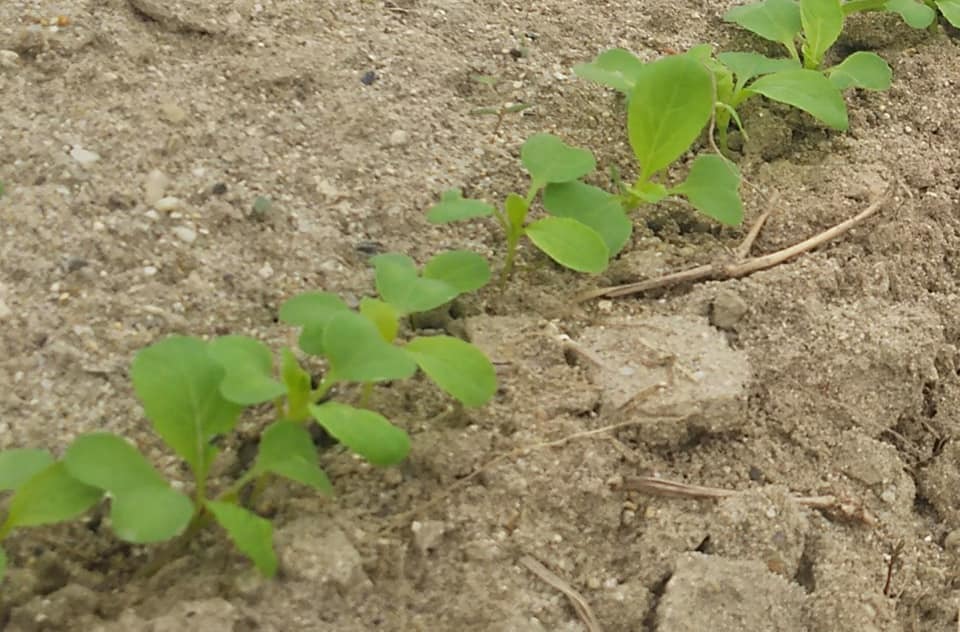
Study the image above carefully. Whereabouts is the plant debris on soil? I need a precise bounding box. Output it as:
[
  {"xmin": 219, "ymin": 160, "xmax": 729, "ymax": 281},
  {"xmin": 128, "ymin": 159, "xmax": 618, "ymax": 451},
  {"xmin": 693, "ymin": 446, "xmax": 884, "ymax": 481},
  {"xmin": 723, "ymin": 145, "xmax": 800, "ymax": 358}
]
[{"xmin": 3, "ymin": 0, "xmax": 960, "ymax": 630}]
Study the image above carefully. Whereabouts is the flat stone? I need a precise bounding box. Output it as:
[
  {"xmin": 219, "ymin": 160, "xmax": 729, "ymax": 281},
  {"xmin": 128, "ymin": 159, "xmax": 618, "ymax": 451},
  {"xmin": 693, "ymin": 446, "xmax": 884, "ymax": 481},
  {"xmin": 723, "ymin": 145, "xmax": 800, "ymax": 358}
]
[
  {"xmin": 389, "ymin": 129, "xmax": 409, "ymax": 147},
  {"xmin": 154, "ymin": 196, "xmax": 181, "ymax": 212},
  {"xmin": 0, "ymin": 50, "xmax": 19, "ymax": 68},
  {"xmin": 144, "ymin": 169, "xmax": 169, "ymax": 205},
  {"xmin": 69, "ymin": 147, "xmax": 100, "ymax": 167},
  {"xmin": 159, "ymin": 101, "xmax": 188, "ymax": 125},
  {"xmin": 172, "ymin": 225, "xmax": 197, "ymax": 243}
]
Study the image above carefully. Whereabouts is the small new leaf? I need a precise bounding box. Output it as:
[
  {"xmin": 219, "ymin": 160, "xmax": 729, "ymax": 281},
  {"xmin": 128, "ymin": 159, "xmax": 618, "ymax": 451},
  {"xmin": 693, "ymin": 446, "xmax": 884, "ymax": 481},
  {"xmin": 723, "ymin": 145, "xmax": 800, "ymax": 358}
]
[
  {"xmin": 573, "ymin": 48, "xmax": 646, "ymax": 95},
  {"xmin": 827, "ymin": 51, "xmax": 892, "ymax": 91},
  {"xmin": 521, "ymin": 134, "xmax": 596, "ymax": 187},
  {"xmin": 426, "ymin": 189, "xmax": 495, "ymax": 223},
  {"xmin": 110, "ymin": 487, "xmax": 194, "ymax": 543},
  {"xmin": 525, "ymin": 217, "xmax": 609, "ymax": 274},
  {"xmin": 64, "ymin": 433, "xmax": 167, "ymax": 495},
  {"xmin": 206, "ymin": 500, "xmax": 277, "ymax": 577},
  {"xmin": 255, "ymin": 421, "xmax": 333, "ymax": 495},
  {"xmin": 208, "ymin": 336, "xmax": 286, "ymax": 406},
  {"xmin": 884, "ymin": 0, "xmax": 935, "ymax": 27},
  {"xmin": 278, "ymin": 292, "xmax": 350, "ymax": 356},
  {"xmin": 0, "ymin": 449, "xmax": 54, "ymax": 492},
  {"xmin": 372, "ymin": 253, "xmax": 460, "ymax": 314},
  {"xmin": 310, "ymin": 402, "xmax": 410, "ymax": 466},
  {"xmin": 800, "ymin": 0, "xmax": 844, "ymax": 69},
  {"xmin": 542, "ymin": 181, "xmax": 632, "ymax": 256},
  {"xmin": 405, "ymin": 336, "xmax": 498, "ymax": 407},
  {"xmin": 359, "ymin": 297, "xmax": 401, "ymax": 343},
  {"xmin": 3, "ymin": 463, "xmax": 102, "ymax": 531},
  {"xmin": 747, "ymin": 68, "xmax": 848, "ymax": 130},
  {"xmin": 323, "ymin": 312, "xmax": 417, "ymax": 383},
  {"xmin": 724, "ymin": 0, "xmax": 803, "ymax": 56},
  {"xmin": 671, "ymin": 155, "xmax": 744, "ymax": 226},
  {"xmin": 422, "ymin": 250, "xmax": 491, "ymax": 294}
]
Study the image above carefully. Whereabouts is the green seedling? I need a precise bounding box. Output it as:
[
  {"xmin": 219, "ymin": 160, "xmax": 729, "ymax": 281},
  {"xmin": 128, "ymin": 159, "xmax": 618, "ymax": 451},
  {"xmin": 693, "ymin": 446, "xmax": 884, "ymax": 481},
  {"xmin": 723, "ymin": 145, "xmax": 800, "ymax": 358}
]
[
  {"xmin": 842, "ymin": 0, "xmax": 960, "ymax": 29},
  {"xmin": 427, "ymin": 133, "xmax": 613, "ymax": 281},
  {"xmin": 572, "ymin": 53, "xmax": 744, "ymax": 226}
]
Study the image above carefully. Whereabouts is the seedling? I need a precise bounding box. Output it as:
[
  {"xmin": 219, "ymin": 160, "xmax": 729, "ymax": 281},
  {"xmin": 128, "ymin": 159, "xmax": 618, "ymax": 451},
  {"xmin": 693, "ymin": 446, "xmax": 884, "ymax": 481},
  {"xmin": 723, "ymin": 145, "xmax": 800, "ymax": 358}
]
[
  {"xmin": 468, "ymin": 74, "xmax": 533, "ymax": 135},
  {"xmin": 841, "ymin": 0, "xmax": 960, "ymax": 29},
  {"xmin": 0, "ymin": 270, "xmax": 498, "ymax": 582},
  {"xmin": 427, "ymin": 134, "xmax": 613, "ymax": 281}
]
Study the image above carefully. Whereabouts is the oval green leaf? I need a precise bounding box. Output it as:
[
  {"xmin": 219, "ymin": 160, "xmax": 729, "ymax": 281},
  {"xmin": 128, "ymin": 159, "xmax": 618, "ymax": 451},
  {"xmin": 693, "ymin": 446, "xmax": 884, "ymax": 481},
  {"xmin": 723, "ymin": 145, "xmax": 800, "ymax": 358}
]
[
  {"xmin": 426, "ymin": 189, "xmax": 495, "ymax": 223},
  {"xmin": 279, "ymin": 292, "xmax": 350, "ymax": 356},
  {"xmin": 254, "ymin": 420, "xmax": 333, "ymax": 495},
  {"xmin": 4, "ymin": 463, "xmax": 102, "ymax": 530},
  {"xmin": 627, "ymin": 55, "xmax": 714, "ymax": 180},
  {"xmin": 542, "ymin": 181, "xmax": 633, "ymax": 256},
  {"xmin": 937, "ymin": 0, "xmax": 960, "ymax": 27},
  {"xmin": 359, "ymin": 297, "xmax": 400, "ymax": 343},
  {"xmin": 206, "ymin": 500, "xmax": 277, "ymax": 577},
  {"xmin": 747, "ymin": 68, "xmax": 848, "ymax": 130},
  {"xmin": 800, "ymin": 0, "xmax": 843, "ymax": 68},
  {"xmin": 310, "ymin": 402, "xmax": 410, "ymax": 466},
  {"xmin": 422, "ymin": 250, "xmax": 491, "ymax": 294},
  {"xmin": 724, "ymin": 0, "xmax": 803, "ymax": 51},
  {"xmin": 573, "ymin": 48, "xmax": 646, "ymax": 95},
  {"xmin": 405, "ymin": 336, "xmax": 497, "ymax": 407},
  {"xmin": 208, "ymin": 336, "xmax": 286, "ymax": 406},
  {"xmin": 0, "ymin": 449, "xmax": 54, "ymax": 492},
  {"xmin": 525, "ymin": 217, "xmax": 609, "ymax": 274},
  {"xmin": 111, "ymin": 486, "xmax": 194, "ymax": 543},
  {"xmin": 885, "ymin": 0, "xmax": 935, "ymax": 27},
  {"xmin": 131, "ymin": 337, "xmax": 243, "ymax": 472},
  {"xmin": 64, "ymin": 433, "xmax": 167, "ymax": 495},
  {"xmin": 521, "ymin": 134, "xmax": 596, "ymax": 186},
  {"xmin": 828, "ymin": 52, "xmax": 892, "ymax": 91},
  {"xmin": 324, "ymin": 312, "xmax": 417, "ymax": 383},
  {"xmin": 373, "ymin": 253, "xmax": 460, "ymax": 314},
  {"xmin": 716, "ymin": 52, "xmax": 801, "ymax": 88},
  {"xmin": 670, "ymin": 155, "xmax": 744, "ymax": 226}
]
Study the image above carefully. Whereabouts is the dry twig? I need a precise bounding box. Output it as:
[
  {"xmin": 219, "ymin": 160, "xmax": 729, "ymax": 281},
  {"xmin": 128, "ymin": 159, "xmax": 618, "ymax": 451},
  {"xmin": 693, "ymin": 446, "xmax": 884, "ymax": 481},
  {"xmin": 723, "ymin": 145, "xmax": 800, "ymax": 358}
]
[
  {"xmin": 521, "ymin": 556, "xmax": 602, "ymax": 632},
  {"xmin": 578, "ymin": 184, "xmax": 895, "ymax": 301}
]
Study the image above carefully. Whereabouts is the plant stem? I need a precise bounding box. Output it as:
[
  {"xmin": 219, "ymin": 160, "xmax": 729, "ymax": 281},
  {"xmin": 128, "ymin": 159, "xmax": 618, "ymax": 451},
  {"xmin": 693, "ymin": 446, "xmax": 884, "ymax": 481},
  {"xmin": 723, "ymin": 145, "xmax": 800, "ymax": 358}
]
[
  {"xmin": 499, "ymin": 231, "xmax": 520, "ymax": 287},
  {"xmin": 842, "ymin": 0, "xmax": 887, "ymax": 13}
]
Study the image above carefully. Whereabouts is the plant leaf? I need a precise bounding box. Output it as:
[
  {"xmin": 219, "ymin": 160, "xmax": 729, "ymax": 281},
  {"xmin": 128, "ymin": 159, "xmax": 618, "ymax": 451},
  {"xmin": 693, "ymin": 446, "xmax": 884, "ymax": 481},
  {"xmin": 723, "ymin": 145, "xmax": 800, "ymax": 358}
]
[
  {"xmin": 64, "ymin": 433, "xmax": 167, "ymax": 495},
  {"xmin": 505, "ymin": 193, "xmax": 528, "ymax": 233},
  {"xmin": 359, "ymin": 297, "xmax": 400, "ymax": 343},
  {"xmin": 324, "ymin": 311, "xmax": 417, "ymax": 383},
  {"xmin": 426, "ymin": 189, "xmax": 495, "ymax": 223},
  {"xmin": 573, "ymin": 48, "xmax": 646, "ymax": 94},
  {"xmin": 670, "ymin": 155, "xmax": 744, "ymax": 226},
  {"xmin": 3, "ymin": 463, "xmax": 102, "ymax": 530},
  {"xmin": 0, "ymin": 449, "xmax": 54, "ymax": 492},
  {"xmin": 310, "ymin": 402, "xmax": 410, "ymax": 466},
  {"xmin": 542, "ymin": 181, "xmax": 633, "ymax": 255},
  {"xmin": 278, "ymin": 292, "xmax": 350, "ymax": 356},
  {"xmin": 884, "ymin": 0, "xmax": 935, "ymax": 27},
  {"xmin": 0, "ymin": 548, "xmax": 6, "ymax": 582},
  {"xmin": 827, "ymin": 51, "xmax": 892, "ymax": 90},
  {"xmin": 372, "ymin": 253, "xmax": 460, "ymax": 314},
  {"xmin": 131, "ymin": 337, "xmax": 243, "ymax": 474},
  {"xmin": 747, "ymin": 68, "xmax": 848, "ymax": 130},
  {"xmin": 405, "ymin": 336, "xmax": 497, "ymax": 407},
  {"xmin": 716, "ymin": 51, "xmax": 801, "ymax": 89},
  {"xmin": 627, "ymin": 55, "xmax": 714, "ymax": 180},
  {"xmin": 800, "ymin": 0, "xmax": 844, "ymax": 68},
  {"xmin": 254, "ymin": 420, "xmax": 333, "ymax": 495},
  {"xmin": 281, "ymin": 348, "xmax": 312, "ymax": 421},
  {"xmin": 521, "ymin": 134, "xmax": 596, "ymax": 186},
  {"xmin": 525, "ymin": 217, "xmax": 610, "ymax": 274},
  {"xmin": 635, "ymin": 181, "xmax": 670, "ymax": 204},
  {"xmin": 208, "ymin": 336, "xmax": 286, "ymax": 406},
  {"xmin": 110, "ymin": 486, "xmax": 194, "ymax": 543},
  {"xmin": 724, "ymin": 0, "xmax": 803, "ymax": 53},
  {"xmin": 937, "ymin": 0, "xmax": 960, "ymax": 26},
  {"xmin": 206, "ymin": 500, "xmax": 277, "ymax": 577},
  {"xmin": 422, "ymin": 250, "xmax": 491, "ymax": 294}
]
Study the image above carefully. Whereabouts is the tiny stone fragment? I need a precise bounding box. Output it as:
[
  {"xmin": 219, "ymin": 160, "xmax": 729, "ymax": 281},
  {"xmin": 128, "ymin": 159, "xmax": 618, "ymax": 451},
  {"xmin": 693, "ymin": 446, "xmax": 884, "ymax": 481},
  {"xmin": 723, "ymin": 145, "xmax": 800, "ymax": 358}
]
[
  {"xmin": 159, "ymin": 101, "xmax": 188, "ymax": 124},
  {"xmin": 154, "ymin": 196, "xmax": 181, "ymax": 212},
  {"xmin": 0, "ymin": 50, "xmax": 19, "ymax": 68},
  {"xmin": 70, "ymin": 147, "xmax": 101, "ymax": 167},
  {"xmin": 144, "ymin": 169, "xmax": 169, "ymax": 205},
  {"xmin": 411, "ymin": 520, "xmax": 446, "ymax": 554},
  {"xmin": 172, "ymin": 225, "xmax": 197, "ymax": 243},
  {"xmin": 389, "ymin": 129, "xmax": 409, "ymax": 147}
]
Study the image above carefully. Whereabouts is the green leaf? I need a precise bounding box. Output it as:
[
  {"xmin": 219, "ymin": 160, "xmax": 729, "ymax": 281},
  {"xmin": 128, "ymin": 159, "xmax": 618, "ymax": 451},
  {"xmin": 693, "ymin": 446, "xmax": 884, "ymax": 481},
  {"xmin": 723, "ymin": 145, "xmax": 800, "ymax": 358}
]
[
  {"xmin": 278, "ymin": 292, "xmax": 350, "ymax": 356},
  {"xmin": 359, "ymin": 297, "xmax": 400, "ymax": 343},
  {"xmin": 505, "ymin": 193, "xmax": 528, "ymax": 233},
  {"xmin": 635, "ymin": 181, "xmax": 670, "ymax": 204},
  {"xmin": 525, "ymin": 217, "xmax": 610, "ymax": 274},
  {"xmin": 828, "ymin": 52, "xmax": 891, "ymax": 90},
  {"xmin": 324, "ymin": 311, "xmax": 417, "ymax": 383},
  {"xmin": 542, "ymin": 181, "xmax": 632, "ymax": 255},
  {"xmin": 724, "ymin": 0, "xmax": 803, "ymax": 54},
  {"xmin": 716, "ymin": 52, "xmax": 801, "ymax": 91},
  {"xmin": 110, "ymin": 487, "xmax": 194, "ymax": 543},
  {"xmin": 573, "ymin": 48, "xmax": 646, "ymax": 94},
  {"xmin": 670, "ymin": 155, "xmax": 744, "ymax": 226},
  {"xmin": 627, "ymin": 55, "xmax": 714, "ymax": 180},
  {"xmin": 372, "ymin": 253, "xmax": 460, "ymax": 314},
  {"xmin": 131, "ymin": 337, "xmax": 243, "ymax": 473},
  {"xmin": 208, "ymin": 336, "xmax": 286, "ymax": 406},
  {"xmin": 0, "ymin": 449, "xmax": 54, "ymax": 492},
  {"xmin": 885, "ymin": 0, "xmax": 935, "ymax": 26},
  {"xmin": 800, "ymin": 0, "xmax": 844, "ymax": 68},
  {"xmin": 426, "ymin": 189, "xmax": 495, "ymax": 223},
  {"xmin": 0, "ymin": 548, "xmax": 6, "ymax": 582},
  {"xmin": 64, "ymin": 433, "xmax": 167, "ymax": 495},
  {"xmin": 422, "ymin": 250, "xmax": 491, "ymax": 294},
  {"xmin": 937, "ymin": 0, "xmax": 960, "ymax": 26},
  {"xmin": 281, "ymin": 348, "xmax": 312, "ymax": 420},
  {"xmin": 253, "ymin": 420, "xmax": 333, "ymax": 495},
  {"xmin": 206, "ymin": 500, "xmax": 277, "ymax": 577},
  {"xmin": 747, "ymin": 68, "xmax": 848, "ymax": 130},
  {"xmin": 3, "ymin": 463, "xmax": 102, "ymax": 531},
  {"xmin": 310, "ymin": 402, "xmax": 410, "ymax": 466},
  {"xmin": 521, "ymin": 134, "xmax": 596, "ymax": 186},
  {"xmin": 405, "ymin": 336, "xmax": 497, "ymax": 407}
]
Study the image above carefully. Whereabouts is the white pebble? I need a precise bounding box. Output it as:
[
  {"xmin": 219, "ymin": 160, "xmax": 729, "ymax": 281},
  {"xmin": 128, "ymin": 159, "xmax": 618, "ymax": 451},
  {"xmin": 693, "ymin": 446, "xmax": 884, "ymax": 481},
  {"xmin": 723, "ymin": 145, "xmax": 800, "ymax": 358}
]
[
  {"xmin": 144, "ymin": 169, "xmax": 168, "ymax": 205},
  {"xmin": 143, "ymin": 266, "xmax": 158, "ymax": 276},
  {"xmin": 70, "ymin": 147, "xmax": 100, "ymax": 167},
  {"xmin": 258, "ymin": 263, "xmax": 274, "ymax": 279},
  {"xmin": 154, "ymin": 196, "xmax": 181, "ymax": 212},
  {"xmin": 0, "ymin": 50, "xmax": 19, "ymax": 69},
  {"xmin": 389, "ymin": 130, "xmax": 409, "ymax": 147},
  {"xmin": 172, "ymin": 226, "xmax": 197, "ymax": 243}
]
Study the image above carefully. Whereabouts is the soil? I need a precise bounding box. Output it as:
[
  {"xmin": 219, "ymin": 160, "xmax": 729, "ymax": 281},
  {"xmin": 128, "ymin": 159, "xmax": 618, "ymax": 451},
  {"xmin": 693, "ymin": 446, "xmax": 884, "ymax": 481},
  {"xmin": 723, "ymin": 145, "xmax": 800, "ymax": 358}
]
[{"xmin": 2, "ymin": 0, "xmax": 960, "ymax": 630}]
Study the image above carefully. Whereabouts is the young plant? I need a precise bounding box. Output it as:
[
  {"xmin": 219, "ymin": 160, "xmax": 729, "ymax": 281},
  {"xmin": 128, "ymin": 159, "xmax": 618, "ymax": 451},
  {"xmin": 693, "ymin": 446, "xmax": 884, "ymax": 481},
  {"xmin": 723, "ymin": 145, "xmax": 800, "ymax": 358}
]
[
  {"xmin": 427, "ymin": 134, "xmax": 613, "ymax": 281},
  {"xmin": 842, "ymin": 0, "xmax": 960, "ymax": 29}
]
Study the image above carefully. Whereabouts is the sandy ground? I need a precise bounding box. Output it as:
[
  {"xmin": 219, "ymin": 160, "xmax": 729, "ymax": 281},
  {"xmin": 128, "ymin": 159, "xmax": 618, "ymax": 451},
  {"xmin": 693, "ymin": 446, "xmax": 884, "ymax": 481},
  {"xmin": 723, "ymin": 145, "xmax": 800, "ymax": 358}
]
[{"xmin": 3, "ymin": 0, "xmax": 960, "ymax": 630}]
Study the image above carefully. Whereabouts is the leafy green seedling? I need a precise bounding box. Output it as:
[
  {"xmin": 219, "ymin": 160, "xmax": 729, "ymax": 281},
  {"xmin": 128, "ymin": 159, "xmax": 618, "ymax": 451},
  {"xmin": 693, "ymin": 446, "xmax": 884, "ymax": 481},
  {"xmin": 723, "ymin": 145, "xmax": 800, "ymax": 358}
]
[
  {"xmin": 573, "ymin": 53, "xmax": 745, "ymax": 226},
  {"xmin": 427, "ymin": 134, "xmax": 613, "ymax": 281},
  {"xmin": 842, "ymin": 0, "xmax": 959, "ymax": 29}
]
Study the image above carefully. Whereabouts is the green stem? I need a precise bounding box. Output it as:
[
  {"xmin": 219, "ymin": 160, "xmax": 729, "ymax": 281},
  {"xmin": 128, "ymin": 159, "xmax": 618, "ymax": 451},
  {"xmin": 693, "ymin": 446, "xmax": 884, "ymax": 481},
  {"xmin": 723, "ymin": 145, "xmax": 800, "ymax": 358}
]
[
  {"xmin": 310, "ymin": 376, "xmax": 335, "ymax": 404},
  {"xmin": 842, "ymin": 0, "xmax": 887, "ymax": 13},
  {"xmin": 359, "ymin": 382, "xmax": 374, "ymax": 408},
  {"xmin": 499, "ymin": 230, "xmax": 520, "ymax": 287}
]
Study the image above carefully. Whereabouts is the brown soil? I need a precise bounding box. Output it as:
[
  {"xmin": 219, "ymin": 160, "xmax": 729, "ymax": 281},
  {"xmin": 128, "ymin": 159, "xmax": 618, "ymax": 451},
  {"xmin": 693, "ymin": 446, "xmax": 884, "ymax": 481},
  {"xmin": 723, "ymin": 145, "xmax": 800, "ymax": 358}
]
[{"xmin": 2, "ymin": 1, "xmax": 960, "ymax": 630}]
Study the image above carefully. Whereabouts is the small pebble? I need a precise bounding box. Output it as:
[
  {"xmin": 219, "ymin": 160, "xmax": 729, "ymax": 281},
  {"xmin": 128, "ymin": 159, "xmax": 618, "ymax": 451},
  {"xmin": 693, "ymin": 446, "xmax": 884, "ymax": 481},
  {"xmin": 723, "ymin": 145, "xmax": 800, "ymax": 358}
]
[
  {"xmin": 388, "ymin": 130, "xmax": 409, "ymax": 147},
  {"xmin": 159, "ymin": 101, "xmax": 187, "ymax": 125},
  {"xmin": 144, "ymin": 170, "xmax": 168, "ymax": 205},
  {"xmin": 211, "ymin": 182, "xmax": 227, "ymax": 195},
  {"xmin": 258, "ymin": 263, "xmax": 274, "ymax": 279},
  {"xmin": 360, "ymin": 70, "xmax": 377, "ymax": 85},
  {"xmin": 154, "ymin": 196, "xmax": 181, "ymax": 212},
  {"xmin": 143, "ymin": 266, "xmax": 158, "ymax": 276},
  {"xmin": 0, "ymin": 50, "xmax": 19, "ymax": 68},
  {"xmin": 172, "ymin": 226, "xmax": 197, "ymax": 244},
  {"xmin": 710, "ymin": 289, "xmax": 749, "ymax": 329},
  {"xmin": 70, "ymin": 147, "xmax": 100, "ymax": 167}
]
